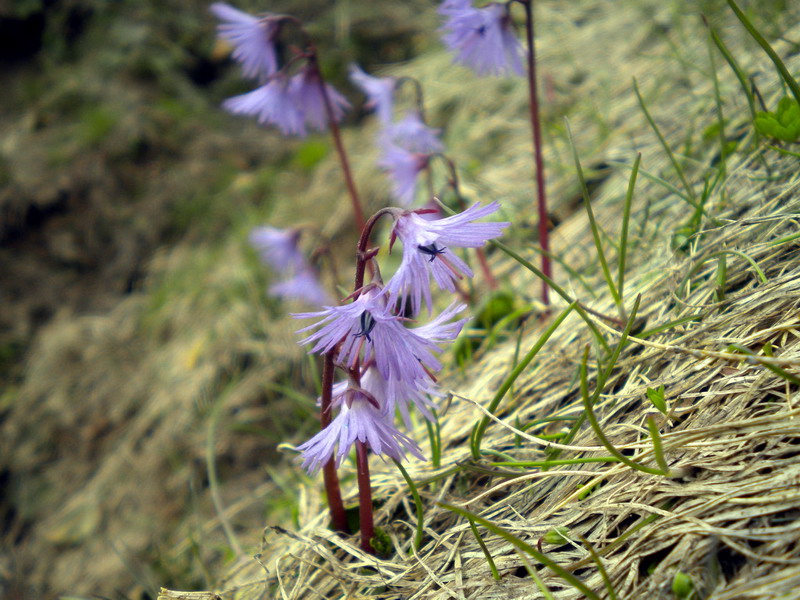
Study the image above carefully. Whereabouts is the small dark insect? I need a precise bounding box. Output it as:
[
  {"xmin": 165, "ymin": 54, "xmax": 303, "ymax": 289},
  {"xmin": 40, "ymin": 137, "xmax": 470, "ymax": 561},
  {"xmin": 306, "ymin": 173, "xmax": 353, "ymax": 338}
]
[
  {"xmin": 417, "ymin": 242, "xmax": 446, "ymax": 262},
  {"xmin": 354, "ymin": 311, "xmax": 377, "ymax": 342}
]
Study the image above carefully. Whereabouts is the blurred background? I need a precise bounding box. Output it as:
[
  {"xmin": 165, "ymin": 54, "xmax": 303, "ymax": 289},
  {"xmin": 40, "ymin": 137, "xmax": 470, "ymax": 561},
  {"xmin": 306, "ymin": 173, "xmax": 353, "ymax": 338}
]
[{"xmin": 0, "ymin": 0, "xmax": 436, "ymax": 597}]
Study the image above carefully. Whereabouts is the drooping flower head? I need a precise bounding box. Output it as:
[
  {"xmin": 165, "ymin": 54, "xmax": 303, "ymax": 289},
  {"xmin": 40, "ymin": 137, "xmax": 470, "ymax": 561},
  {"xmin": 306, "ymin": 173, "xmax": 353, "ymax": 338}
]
[
  {"xmin": 384, "ymin": 202, "xmax": 509, "ymax": 314},
  {"xmin": 377, "ymin": 143, "xmax": 430, "ymax": 207},
  {"xmin": 290, "ymin": 64, "xmax": 351, "ymax": 133},
  {"xmin": 294, "ymin": 286, "xmax": 464, "ymax": 386},
  {"xmin": 296, "ymin": 379, "xmax": 424, "ymax": 474},
  {"xmin": 383, "ymin": 111, "xmax": 444, "ymax": 154},
  {"xmin": 210, "ymin": 2, "xmax": 282, "ymax": 80},
  {"xmin": 249, "ymin": 226, "xmax": 305, "ymax": 273},
  {"xmin": 223, "ymin": 72, "xmax": 307, "ymax": 136},
  {"xmin": 349, "ymin": 64, "xmax": 396, "ymax": 125},
  {"xmin": 439, "ymin": 1, "xmax": 524, "ymax": 77},
  {"xmin": 269, "ymin": 269, "xmax": 332, "ymax": 306}
]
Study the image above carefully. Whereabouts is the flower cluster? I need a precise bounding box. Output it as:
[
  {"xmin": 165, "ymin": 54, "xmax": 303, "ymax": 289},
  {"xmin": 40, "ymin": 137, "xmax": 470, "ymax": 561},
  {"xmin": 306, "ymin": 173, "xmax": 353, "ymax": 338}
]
[{"xmin": 211, "ymin": 2, "xmax": 349, "ymax": 137}]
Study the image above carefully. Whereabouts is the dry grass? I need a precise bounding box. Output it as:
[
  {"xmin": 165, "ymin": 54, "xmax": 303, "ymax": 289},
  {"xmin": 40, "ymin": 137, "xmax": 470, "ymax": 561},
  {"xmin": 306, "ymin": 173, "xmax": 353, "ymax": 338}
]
[{"xmin": 163, "ymin": 3, "xmax": 800, "ymax": 600}]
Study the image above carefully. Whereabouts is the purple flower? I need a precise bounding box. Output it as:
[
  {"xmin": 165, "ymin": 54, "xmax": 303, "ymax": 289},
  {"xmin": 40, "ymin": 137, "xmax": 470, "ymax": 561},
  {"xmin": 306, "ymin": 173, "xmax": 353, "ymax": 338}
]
[
  {"xmin": 270, "ymin": 269, "xmax": 332, "ymax": 306},
  {"xmin": 294, "ymin": 287, "xmax": 460, "ymax": 385},
  {"xmin": 349, "ymin": 64, "xmax": 396, "ymax": 125},
  {"xmin": 249, "ymin": 226, "xmax": 305, "ymax": 273},
  {"xmin": 297, "ymin": 381, "xmax": 424, "ymax": 474},
  {"xmin": 210, "ymin": 2, "xmax": 281, "ymax": 80},
  {"xmin": 377, "ymin": 143, "xmax": 429, "ymax": 207},
  {"xmin": 440, "ymin": 2, "xmax": 523, "ymax": 77},
  {"xmin": 223, "ymin": 73, "xmax": 307, "ymax": 136},
  {"xmin": 384, "ymin": 202, "xmax": 509, "ymax": 314},
  {"xmin": 290, "ymin": 65, "xmax": 350, "ymax": 133},
  {"xmin": 361, "ymin": 365, "xmax": 442, "ymax": 427},
  {"xmin": 383, "ymin": 111, "xmax": 443, "ymax": 154}
]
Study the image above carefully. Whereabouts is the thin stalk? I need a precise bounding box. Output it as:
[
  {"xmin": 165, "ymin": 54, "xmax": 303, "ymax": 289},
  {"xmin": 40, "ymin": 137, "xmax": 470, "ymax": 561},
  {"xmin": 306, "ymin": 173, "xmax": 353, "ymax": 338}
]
[
  {"xmin": 309, "ymin": 52, "xmax": 366, "ymax": 231},
  {"xmin": 469, "ymin": 519, "xmax": 501, "ymax": 580},
  {"xmin": 566, "ymin": 121, "xmax": 623, "ymax": 317},
  {"xmin": 704, "ymin": 15, "xmax": 758, "ymax": 123},
  {"xmin": 393, "ymin": 459, "xmax": 424, "ymax": 552},
  {"xmin": 471, "ymin": 301, "xmax": 577, "ymax": 459},
  {"xmin": 647, "ymin": 417, "xmax": 670, "ymax": 475},
  {"xmin": 726, "ymin": 0, "xmax": 800, "ymax": 107},
  {"xmin": 617, "ymin": 153, "xmax": 641, "ymax": 302},
  {"xmin": 356, "ymin": 441, "xmax": 375, "ymax": 553},
  {"xmin": 521, "ymin": 0, "xmax": 552, "ymax": 305},
  {"xmin": 321, "ymin": 353, "xmax": 348, "ymax": 532}
]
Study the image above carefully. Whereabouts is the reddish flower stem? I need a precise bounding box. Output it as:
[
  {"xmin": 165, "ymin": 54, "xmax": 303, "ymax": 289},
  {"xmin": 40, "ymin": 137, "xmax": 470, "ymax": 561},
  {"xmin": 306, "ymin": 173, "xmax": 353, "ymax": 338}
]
[
  {"xmin": 355, "ymin": 441, "xmax": 375, "ymax": 553},
  {"xmin": 521, "ymin": 0, "xmax": 551, "ymax": 306},
  {"xmin": 308, "ymin": 52, "xmax": 367, "ymax": 232},
  {"xmin": 320, "ymin": 352, "xmax": 348, "ymax": 532}
]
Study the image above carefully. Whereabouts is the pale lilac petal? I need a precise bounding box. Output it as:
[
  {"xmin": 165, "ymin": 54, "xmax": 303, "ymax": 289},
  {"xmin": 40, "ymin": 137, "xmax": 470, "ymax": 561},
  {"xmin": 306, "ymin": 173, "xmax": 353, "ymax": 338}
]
[
  {"xmin": 210, "ymin": 2, "xmax": 280, "ymax": 80},
  {"xmin": 349, "ymin": 63, "xmax": 396, "ymax": 124},
  {"xmin": 290, "ymin": 67, "xmax": 350, "ymax": 133},
  {"xmin": 440, "ymin": 2, "xmax": 523, "ymax": 77},
  {"xmin": 223, "ymin": 77, "xmax": 307, "ymax": 136},
  {"xmin": 383, "ymin": 111, "xmax": 443, "ymax": 154},
  {"xmin": 249, "ymin": 226, "xmax": 304, "ymax": 273},
  {"xmin": 384, "ymin": 203, "xmax": 509, "ymax": 314},
  {"xmin": 269, "ymin": 269, "xmax": 331, "ymax": 306},
  {"xmin": 377, "ymin": 143, "xmax": 428, "ymax": 207}
]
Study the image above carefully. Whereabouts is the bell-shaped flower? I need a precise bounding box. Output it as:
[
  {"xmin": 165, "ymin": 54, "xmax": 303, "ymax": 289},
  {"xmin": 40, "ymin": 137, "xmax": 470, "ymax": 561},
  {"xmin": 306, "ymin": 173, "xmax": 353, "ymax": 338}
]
[
  {"xmin": 383, "ymin": 111, "xmax": 444, "ymax": 154},
  {"xmin": 249, "ymin": 226, "xmax": 305, "ymax": 273},
  {"xmin": 210, "ymin": 2, "xmax": 281, "ymax": 80},
  {"xmin": 349, "ymin": 64, "xmax": 396, "ymax": 125},
  {"xmin": 223, "ymin": 73, "xmax": 307, "ymax": 136},
  {"xmin": 294, "ymin": 286, "xmax": 462, "ymax": 385},
  {"xmin": 270, "ymin": 269, "xmax": 332, "ymax": 306},
  {"xmin": 290, "ymin": 65, "xmax": 351, "ymax": 133},
  {"xmin": 384, "ymin": 202, "xmax": 509, "ymax": 314},
  {"xmin": 377, "ymin": 142, "xmax": 429, "ymax": 207},
  {"xmin": 439, "ymin": 1, "xmax": 523, "ymax": 77},
  {"xmin": 296, "ymin": 380, "xmax": 424, "ymax": 474}
]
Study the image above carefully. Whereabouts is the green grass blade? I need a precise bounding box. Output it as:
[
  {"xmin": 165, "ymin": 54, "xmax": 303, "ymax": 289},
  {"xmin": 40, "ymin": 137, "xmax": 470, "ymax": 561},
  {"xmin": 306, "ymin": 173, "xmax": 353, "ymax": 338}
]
[
  {"xmin": 579, "ymin": 535, "xmax": 618, "ymax": 600},
  {"xmin": 468, "ymin": 519, "xmax": 501, "ymax": 580},
  {"xmin": 704, "ymin": 15, "xmax": 758, "ymax": 123},
  {"xmin": 617, "ymin": 153, "xmax": 641, "ymax": 302},
  {"xmin": 471, "ymin": 301, "xmax": 577, "ymax": 459},
  {"xmin": 633, "ymin": 78, "xmax": 699, "ymax": 207},
  {"xmin": 726, "ymin": 0, "xmax": 800, "ymax": 107},
  {"xmin": 439, "ymin": 503, "xmax": 601, "ymax": 600},
  {"xmin": 393, "ymin": 459, "xmax": 425, "ymax": 552},
  {"xmin": 647, "ymin": 417, "xmax": 670, "ymax": 474},
  {"xmin": 566, "ymin": 120, "xmax": 622, "ymax": 312}
]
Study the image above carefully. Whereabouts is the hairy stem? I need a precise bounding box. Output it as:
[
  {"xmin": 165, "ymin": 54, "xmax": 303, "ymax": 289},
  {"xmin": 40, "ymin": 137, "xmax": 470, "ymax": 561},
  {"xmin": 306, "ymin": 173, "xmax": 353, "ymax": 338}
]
[{"xmin": 356, "ymin": 441, "xmax": 375, "ymax": 553}]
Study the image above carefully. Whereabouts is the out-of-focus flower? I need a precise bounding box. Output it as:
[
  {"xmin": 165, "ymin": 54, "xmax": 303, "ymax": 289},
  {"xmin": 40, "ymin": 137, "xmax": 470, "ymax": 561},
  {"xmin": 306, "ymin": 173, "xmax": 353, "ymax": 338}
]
[
  {"xmin": 383, "ymin": 111, "xmax": 443, "ymax": 154},
  {"xmin": 249, "ymin": 226, "xmax": 305, "ymax": 273},
  {"xmin": 349, "ymin": 64, "xmax": 396, "ymax": 125},
  {"xmin": 223, "ymin": 74, "xmax": 307, "ymax": 136},
  {"xmin": 291, "ymin": 65, "xmax": 351, "ymax": 133},
  {"xmin": 297, "ymin": 380, "xmax": 424, "ymax": 474},
  {"xmin": 384, "ymin": 202, "xmax": 509, "ymax": 314},
  {"xmin": 270, "ymin": 269, "xmax": 332, "ymax": 306},
  {"xmin": 210, "ymin": 2, "xmax": 281, "ymax": 80},
  {"xmin": 377, "ymin": 143, "xmax": 429, "ymax": 207},
  {"xmin": 439, "ymin": 1, "xmax": 523, "ymax": 77}
]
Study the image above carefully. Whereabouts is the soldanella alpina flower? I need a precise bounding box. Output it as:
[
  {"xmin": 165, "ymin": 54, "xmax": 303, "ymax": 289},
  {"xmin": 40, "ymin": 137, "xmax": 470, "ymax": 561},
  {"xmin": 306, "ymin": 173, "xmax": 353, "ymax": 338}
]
[
  {"xmin": 439, "ymin": 1, "xmax": 523, "ymax": 77},
  {"xmin": 223, "ymin": 73, "xmax": 307, "ymax": 136},
  {"xmin": 377, "ymin": 143, "xmax": 429, "ymax": 207},
  {"xmin": 249, "ymin": 226, "xmax": 305, "ymax": 273},
  {"xmin": 349, "ymin": 64, "xmax": 396, "ymax": 125},
  {"xmin": 296, "ymin": 378, "xmax": 424, "ymax": 474},
  {"xmin": 384, "ymin": 202, "xmax": 509, "ymax": 314},
  {"xmin": 291, "ymin": 64, "xmax": 351, "ymax": 133},
  {"xmin": 383, "ymin": 111, "xmax": 443, "ymax": 154},
  {"xmin": 294, "ymin": 286, "xmax": 463, "ymax": 385},
  {"xmin": 211, "ymin": 2, "xmax": 281, "ymax": 80},
  {"xmin": 270, "ymin": 269, "xmax": 332, "ymax": 306}
]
